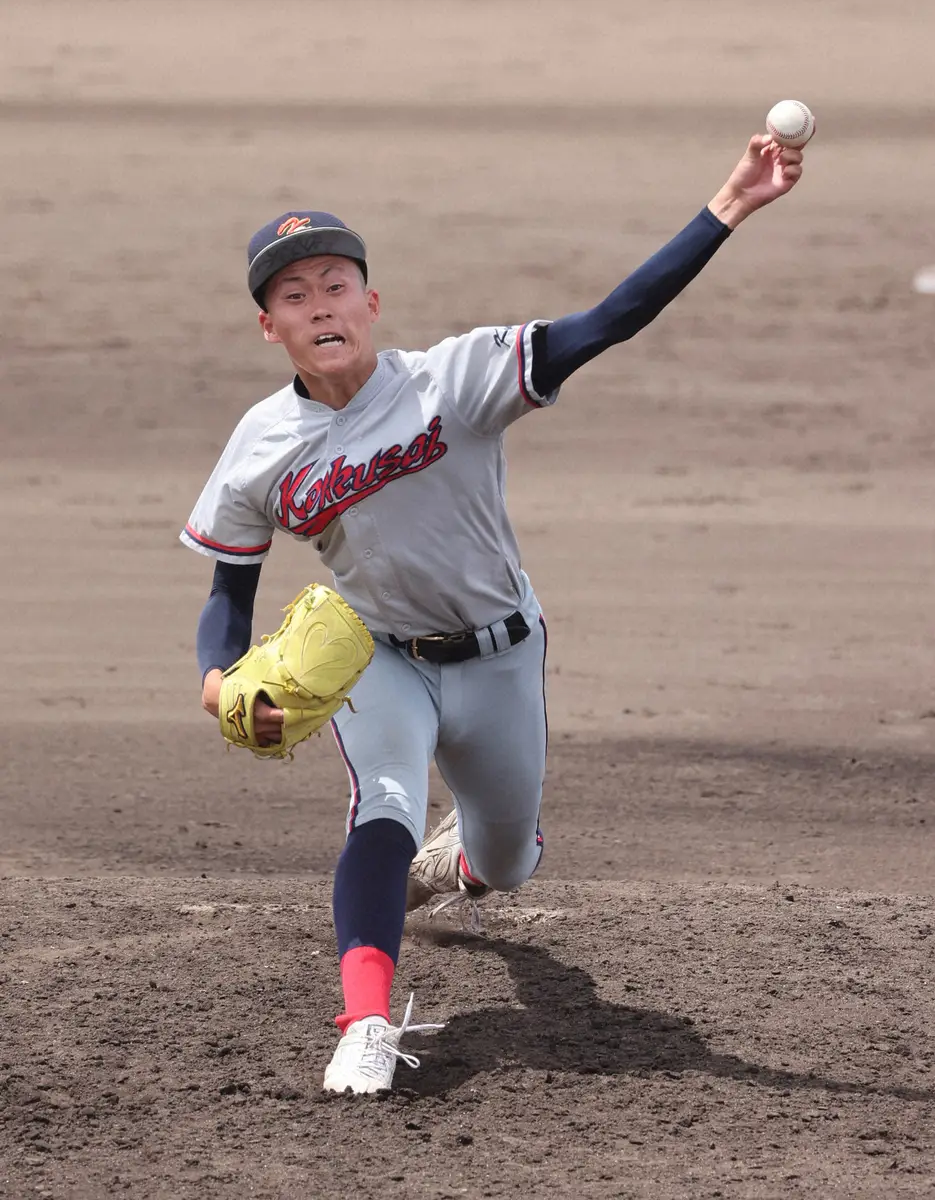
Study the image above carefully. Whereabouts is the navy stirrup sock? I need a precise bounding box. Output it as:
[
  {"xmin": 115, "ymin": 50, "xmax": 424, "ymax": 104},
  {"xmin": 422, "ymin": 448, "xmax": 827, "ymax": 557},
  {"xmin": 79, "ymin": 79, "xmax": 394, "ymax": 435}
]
[
  {"xmin": 332, "ymin": 817, "xmax": 418, "ymax": 1031},
  {"xmin": 332, "ymin": 817, "xmax": 417, "ymax": 960}
]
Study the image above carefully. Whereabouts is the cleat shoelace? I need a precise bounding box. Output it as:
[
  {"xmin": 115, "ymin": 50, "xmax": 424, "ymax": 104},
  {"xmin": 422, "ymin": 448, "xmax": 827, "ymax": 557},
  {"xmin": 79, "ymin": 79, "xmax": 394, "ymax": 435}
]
[
  {"xmin": 429, "ymin": 891, "xmax": 485, "ymax": 935},
  {"xmin": 359, "ymin": 993, "xmax": 444, "ymax": 1077}
]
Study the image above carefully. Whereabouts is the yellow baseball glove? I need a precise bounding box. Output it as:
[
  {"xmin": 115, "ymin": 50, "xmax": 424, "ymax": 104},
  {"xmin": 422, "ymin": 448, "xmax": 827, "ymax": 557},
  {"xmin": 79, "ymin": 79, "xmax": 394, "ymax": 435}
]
[{"xmin": 217, "ymin": 583, "xmax": 374, "ymax": 760}]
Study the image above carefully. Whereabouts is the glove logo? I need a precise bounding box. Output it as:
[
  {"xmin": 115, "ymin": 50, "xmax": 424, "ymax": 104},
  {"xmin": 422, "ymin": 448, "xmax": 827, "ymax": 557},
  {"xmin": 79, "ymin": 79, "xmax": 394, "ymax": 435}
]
[{"xmin": 226, "ymin": 692, "xmax": 248, "ymax": 741}]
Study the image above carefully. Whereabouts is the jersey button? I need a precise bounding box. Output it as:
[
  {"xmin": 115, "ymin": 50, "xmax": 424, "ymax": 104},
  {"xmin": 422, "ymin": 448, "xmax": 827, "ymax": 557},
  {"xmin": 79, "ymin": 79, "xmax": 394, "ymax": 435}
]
[
  {"xmin": 348, "ymin": 507, "xmax": 358, "ymax": 517},
  {"xmin": 381, "ymin": 591, "xmax": 391, "ymax": 600},
  {"xmin": 401, "ymin": 623, "xmax": 411, "ymax": 633},
  {"xmin": 363, "ymin": 548, "xmax": 373, "ymax": 558},
  {"xmin": 335, "ymin": 445, "xmax": 344, "ymax": 454},
  {"xmin": 335, "ymin": 416, "xmax": 346, "ymax": 426}
]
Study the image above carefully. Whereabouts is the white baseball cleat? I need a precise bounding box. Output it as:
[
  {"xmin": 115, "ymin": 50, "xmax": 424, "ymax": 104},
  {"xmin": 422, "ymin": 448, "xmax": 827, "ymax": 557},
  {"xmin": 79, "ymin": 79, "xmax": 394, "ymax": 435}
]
[
  {"xmin": 322, "ymin": 993, "xmax": 443, "ymax": 1094},
  {"xmin": 406, "ymin": 809, "xmax": 491, "ymax": 926}
]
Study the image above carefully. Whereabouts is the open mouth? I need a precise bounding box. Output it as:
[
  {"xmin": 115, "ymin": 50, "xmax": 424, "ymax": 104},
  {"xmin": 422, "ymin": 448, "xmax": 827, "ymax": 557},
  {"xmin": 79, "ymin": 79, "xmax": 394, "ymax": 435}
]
[{"xmin": 314, "ymin": 334, "xmax": 346, "ymax": 347}]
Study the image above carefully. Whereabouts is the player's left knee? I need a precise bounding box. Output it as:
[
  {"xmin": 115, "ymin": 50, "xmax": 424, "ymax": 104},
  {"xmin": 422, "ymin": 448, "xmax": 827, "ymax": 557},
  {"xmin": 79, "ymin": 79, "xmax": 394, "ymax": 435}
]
[
  {"xmin": 469, "ymin": 830, "xmax": 543, "ymax": 892},
  {"xmin": 482, "ymin": 862, "xmax": 534, "ymax": 892}
]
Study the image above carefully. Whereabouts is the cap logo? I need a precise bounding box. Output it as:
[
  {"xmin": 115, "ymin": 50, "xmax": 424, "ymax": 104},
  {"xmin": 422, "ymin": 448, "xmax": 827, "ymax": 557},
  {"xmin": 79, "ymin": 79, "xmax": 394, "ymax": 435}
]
[{"xmin": 277, "ymin": 216, "xmax": 312, "ymax": 237}]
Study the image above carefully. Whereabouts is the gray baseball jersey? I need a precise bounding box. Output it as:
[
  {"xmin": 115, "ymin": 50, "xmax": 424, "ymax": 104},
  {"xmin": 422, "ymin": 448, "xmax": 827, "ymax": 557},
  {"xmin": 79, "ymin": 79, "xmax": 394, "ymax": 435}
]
[{"xmin": 181, "ymin": 322, "xmax": 559, "ymax": 636}]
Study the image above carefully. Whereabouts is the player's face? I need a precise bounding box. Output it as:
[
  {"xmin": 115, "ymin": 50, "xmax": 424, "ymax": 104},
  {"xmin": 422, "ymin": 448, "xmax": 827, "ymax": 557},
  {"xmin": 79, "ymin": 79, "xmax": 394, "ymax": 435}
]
[{"xmin": 259, "ymin": 257, "xmax": 379, "ymax": 377}]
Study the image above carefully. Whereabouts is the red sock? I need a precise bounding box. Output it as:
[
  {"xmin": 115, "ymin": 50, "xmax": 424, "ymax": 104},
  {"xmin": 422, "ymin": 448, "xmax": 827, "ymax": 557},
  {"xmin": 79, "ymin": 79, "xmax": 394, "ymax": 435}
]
[
  {"xmin": 459, "ymin": 850, "xmax": 484, "ymax": 887},
  {"xmin": 336, "ymin": 945, "xmax": 395, "ymax": 1033}
]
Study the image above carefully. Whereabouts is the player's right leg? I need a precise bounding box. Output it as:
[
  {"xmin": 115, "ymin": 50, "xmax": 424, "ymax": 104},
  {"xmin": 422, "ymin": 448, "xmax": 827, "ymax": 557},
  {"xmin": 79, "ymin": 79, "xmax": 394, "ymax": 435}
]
[{"xmin": 323, "ymin": 640, "xmax": 442, "ymax": 1093}]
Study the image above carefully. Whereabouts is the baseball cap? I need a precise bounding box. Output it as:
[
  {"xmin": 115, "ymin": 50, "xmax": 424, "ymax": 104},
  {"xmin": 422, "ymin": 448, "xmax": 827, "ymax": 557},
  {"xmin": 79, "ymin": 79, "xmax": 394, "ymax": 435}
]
[{"xmin": 247, "ymin": 211, "xmax": 368, "ymax": 307}]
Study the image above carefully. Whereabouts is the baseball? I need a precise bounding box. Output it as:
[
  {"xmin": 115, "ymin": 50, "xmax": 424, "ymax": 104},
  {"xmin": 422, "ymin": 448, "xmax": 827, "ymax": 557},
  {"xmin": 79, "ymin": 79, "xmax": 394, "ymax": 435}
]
[{"xmin": 765, "ymin": 100, "xmax": 815, "ymax": 148}]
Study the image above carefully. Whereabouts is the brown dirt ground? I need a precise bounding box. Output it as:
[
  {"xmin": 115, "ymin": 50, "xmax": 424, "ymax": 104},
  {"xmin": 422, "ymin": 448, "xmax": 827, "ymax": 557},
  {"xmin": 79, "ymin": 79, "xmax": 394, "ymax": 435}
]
[{"xmin": 3, "ymin": 1, "xmax": 935, "ymax": 1196}]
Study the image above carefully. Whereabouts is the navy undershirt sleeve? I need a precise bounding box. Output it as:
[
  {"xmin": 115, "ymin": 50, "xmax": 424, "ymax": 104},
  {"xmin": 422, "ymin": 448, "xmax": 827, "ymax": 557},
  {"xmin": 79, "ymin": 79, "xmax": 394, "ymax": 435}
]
[
  {"xmin": 196, "ymin": 560, "xmax": 262, "ymax": 681},
  {"xmin": 530, "ymin": 207, "xmax": 731, "ymax": 396}
]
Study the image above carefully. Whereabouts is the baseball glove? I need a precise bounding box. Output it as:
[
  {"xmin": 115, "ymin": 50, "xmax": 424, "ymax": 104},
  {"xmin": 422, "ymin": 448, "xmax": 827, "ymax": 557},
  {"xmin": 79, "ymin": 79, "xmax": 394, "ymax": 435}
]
[{"xmin": 217, "ymin": 583, "xmax": 374, "ymax": 760}]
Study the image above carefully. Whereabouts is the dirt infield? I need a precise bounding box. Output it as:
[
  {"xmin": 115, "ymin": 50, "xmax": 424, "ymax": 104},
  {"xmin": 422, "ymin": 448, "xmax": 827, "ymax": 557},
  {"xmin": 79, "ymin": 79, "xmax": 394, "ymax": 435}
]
[
  {"xmin": 3, "ymin": 1, "xmax": 935, "ymax": 1196},
  {"xmin": 3, "ymin": 877, "xmax": 935, "ymax": 1199}
]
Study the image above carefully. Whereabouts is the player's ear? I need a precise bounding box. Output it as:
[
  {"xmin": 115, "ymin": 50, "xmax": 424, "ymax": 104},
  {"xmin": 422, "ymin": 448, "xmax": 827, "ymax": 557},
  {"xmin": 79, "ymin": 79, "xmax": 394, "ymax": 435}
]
[
  {"xmin": 258, "ymin": 309, "xmax": 282, "ymax": 344},
  {"xmin": 367, "ymin": 288, "xmax": 380, "ymax": 323}
]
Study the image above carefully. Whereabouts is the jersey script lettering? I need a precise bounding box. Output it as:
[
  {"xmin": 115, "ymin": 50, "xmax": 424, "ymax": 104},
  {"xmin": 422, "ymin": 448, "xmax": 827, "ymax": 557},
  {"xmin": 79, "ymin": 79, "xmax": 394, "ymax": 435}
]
[{"xmin": 275, "ymin": 415, "xmax": 448, "ymax": 537}]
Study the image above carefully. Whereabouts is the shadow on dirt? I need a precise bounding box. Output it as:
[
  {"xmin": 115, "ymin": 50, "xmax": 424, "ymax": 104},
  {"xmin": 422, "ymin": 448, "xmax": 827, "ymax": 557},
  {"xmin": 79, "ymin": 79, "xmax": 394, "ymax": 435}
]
[{"xmin": 405, "ymin": 931, "xmax": 934, "ymax": 1103}]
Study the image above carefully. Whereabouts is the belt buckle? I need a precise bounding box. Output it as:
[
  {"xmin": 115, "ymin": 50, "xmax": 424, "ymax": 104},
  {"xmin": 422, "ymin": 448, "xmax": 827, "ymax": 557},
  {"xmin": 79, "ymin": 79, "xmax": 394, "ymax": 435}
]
[
  {"xmin": 409, "ymin": 632, "xmax": 467, "ymax": 661},
  {"xmin": 409, "ymin": 634, "xmax": 445, "ymax": 660}
]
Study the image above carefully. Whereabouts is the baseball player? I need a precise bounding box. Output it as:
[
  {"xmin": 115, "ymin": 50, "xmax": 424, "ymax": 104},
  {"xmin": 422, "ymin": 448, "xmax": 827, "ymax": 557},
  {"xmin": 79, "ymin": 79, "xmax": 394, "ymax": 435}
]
[{"xmin": 183, "ymin": 132, "xmax": 805, "ymax": 1094}]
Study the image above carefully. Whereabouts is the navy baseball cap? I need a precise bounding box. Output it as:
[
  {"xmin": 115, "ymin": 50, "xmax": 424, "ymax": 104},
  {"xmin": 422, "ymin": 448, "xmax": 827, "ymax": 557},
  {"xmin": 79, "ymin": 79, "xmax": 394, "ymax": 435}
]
[{"xmin": 247, "ymin": 211, "xmax": 368, "ymax": 307}]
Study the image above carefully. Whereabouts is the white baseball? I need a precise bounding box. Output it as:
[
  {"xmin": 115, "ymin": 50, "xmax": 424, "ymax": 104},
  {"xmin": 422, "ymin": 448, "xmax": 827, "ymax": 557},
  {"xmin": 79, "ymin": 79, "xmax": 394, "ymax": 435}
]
[{"xmin": 765, "ymin": 100, "xmax": 815, "ymax": 148}]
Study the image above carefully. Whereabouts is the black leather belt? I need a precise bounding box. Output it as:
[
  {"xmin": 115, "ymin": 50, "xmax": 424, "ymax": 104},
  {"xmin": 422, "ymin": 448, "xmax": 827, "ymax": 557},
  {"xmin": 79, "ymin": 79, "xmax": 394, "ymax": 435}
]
[{"xmin": 390, "ymin": 611, "xmax": 530, "ymax": 665}]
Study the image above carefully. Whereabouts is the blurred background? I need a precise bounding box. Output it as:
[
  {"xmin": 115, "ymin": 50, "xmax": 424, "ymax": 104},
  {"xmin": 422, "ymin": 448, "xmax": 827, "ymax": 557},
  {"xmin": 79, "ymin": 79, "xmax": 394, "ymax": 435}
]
[
  {"xmin": 4, "ymin": 6, "xmax": 935, "ymax": 1194},
  {"xmin": 1, "ymin": 0, "xmax": 934, "ymax": 881}
]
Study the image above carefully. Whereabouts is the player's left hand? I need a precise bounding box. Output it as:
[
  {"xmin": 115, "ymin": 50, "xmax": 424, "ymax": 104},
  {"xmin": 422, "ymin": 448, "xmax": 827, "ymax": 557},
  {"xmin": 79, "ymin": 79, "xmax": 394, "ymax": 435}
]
[
  {"xmin": 709, "ymin": 134, "xmax": 805, "ymax": 228},
  {"xmin": 253, "ymin": 698, "xmax": 285, "ymax": 747},
  {"xmin": 201, "ymin": 668, "xmax": 283, "ymax": 744}
]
